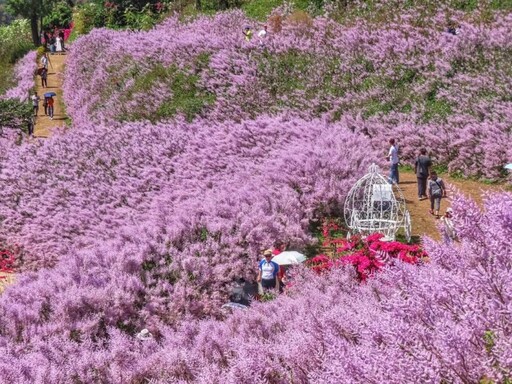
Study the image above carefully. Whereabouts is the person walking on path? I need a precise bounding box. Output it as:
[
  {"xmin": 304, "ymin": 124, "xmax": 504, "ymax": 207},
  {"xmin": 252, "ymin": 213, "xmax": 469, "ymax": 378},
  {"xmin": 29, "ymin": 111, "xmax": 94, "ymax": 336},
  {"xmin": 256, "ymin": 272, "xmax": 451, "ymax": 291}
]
[
  {"xmin": 42, "ymin": 97, "xmax": 48, "ymax": 115},
  {"xmin": 257, "ymin": 249, "xmax": 280, "ymax": 292},
  {"xmin": 40, "ymin": 67, "xmax": 48, "ymax": 88},
  {"xmin": 27, "ymin": 115, "xmax": 35, "ymax": 136},
  {"xmin": 427, "ymin": 171, "xmax": 446, "ymax": 218},
  {"xmin": 414, "ymin": 148, "xmax": 432, "ymax": 200},
  {"xmin": 40, "ymin": 53, "xmax": 49, "ymax": 70},
  {"xmin": 47, "ymin": 97, "xmax": 55, "ymax": 120},
  {"xmin": 30, "ymin": 92, "xmax": 40, "ymax": 117},
  {"xmin": 387, "ymin": 138, "xmax": 400, "ymax": 184}
]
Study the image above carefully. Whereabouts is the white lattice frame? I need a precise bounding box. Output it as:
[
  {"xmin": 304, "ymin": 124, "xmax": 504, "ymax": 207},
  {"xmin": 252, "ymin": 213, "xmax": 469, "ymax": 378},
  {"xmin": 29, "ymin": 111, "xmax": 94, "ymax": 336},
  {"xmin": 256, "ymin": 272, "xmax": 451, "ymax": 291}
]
[{"xmin": 344, "ymin": 164, "xmax": 411, "ymax": 241}]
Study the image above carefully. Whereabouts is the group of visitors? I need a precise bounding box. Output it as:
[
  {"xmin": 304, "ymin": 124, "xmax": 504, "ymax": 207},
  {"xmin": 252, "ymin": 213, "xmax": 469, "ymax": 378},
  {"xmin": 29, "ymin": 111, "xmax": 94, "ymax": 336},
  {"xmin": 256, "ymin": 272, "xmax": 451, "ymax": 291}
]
[
  {"xmin": 387, "ymin": 140, "xmax": 454, "ymax": 238},
  {"xmin": 413, "ymin": 148, "xmax": 447, "ymax": 219},
  {"xmin": 243, "ymin": 25, "xmax": 268, "ymax": 45},
  {"xmin": 42, "ymin": 29, "xmax": 66, "ymax": 53},
  {"xmin": 30, "ymin": 90, "xmax": 55, "ymax": 122}
]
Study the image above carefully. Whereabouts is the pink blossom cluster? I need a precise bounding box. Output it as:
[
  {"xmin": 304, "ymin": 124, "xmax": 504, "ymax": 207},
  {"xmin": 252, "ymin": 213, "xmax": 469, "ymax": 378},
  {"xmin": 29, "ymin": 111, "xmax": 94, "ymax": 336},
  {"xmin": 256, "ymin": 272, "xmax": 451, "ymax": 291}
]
[
  {"xmin": 0, "ymin": 8, "xmax": 510, "ymax": 382},
  {"xmin": 0, "ymin": 193, "xmax": 510, "ymax": 382},
  {"xmin": 64, "ymin": 11, "xmax": 512, "ymax": 178},
  {"xmin": 1, "ymin": 51, "xmax": 36, "ymax": 102}
]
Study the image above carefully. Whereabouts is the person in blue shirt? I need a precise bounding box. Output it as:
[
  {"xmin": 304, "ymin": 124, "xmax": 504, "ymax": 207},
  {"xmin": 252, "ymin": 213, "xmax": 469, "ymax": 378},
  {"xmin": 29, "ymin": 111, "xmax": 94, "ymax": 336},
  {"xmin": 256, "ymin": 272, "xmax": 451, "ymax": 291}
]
[{"xmin": 257, "ymin": 249, "xmax": 280, "ymax": 292}]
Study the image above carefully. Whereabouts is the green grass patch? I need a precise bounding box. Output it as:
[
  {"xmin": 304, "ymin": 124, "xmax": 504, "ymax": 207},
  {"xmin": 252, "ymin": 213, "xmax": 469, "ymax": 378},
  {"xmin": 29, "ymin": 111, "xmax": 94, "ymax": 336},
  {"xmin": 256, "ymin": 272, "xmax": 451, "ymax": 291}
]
[
  {"xmin": 0, "ymin": 61, "xmax": 15, "ymax": 94},
  {"xmin": 121, "ymin": 61, "xmax": 215, "ymax": 122},
  {"xmin": 242, "ymin": 0, "xmax": 283, "ymax": 20}
]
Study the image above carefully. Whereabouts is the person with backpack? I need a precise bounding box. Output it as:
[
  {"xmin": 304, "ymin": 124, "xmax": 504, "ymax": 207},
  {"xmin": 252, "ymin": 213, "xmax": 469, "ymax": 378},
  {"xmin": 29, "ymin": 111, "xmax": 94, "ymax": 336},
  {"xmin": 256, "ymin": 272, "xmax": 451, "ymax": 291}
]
[
  {"xmin": 257, "ymin": 249, "xmax": 280, "ymax": 292},
  {"xmin": 427, "ymin": 171, "xmax": 446, "ymax": 218},
  {"xmin": 414, "ymin": 148, "xmax": 432, "ymax": 200}
]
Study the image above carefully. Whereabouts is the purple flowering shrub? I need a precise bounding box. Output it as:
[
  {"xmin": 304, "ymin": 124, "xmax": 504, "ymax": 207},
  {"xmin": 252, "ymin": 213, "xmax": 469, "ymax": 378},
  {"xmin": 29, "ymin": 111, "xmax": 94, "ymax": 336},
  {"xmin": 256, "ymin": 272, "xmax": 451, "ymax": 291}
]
[
  {"xmin": 0, "ymin": 192, "xmax": 510, "ymax": 382},
  {"xmin": 1, "ymin": 51, "xmax": 36, "ymax": 102},
  {"xmin": 0, "ymin": 6, "xmax": 510, "ymax": 382},
  {"xmin": 65, "ymin": 11, "xmax": 512, "ymax": 178}
]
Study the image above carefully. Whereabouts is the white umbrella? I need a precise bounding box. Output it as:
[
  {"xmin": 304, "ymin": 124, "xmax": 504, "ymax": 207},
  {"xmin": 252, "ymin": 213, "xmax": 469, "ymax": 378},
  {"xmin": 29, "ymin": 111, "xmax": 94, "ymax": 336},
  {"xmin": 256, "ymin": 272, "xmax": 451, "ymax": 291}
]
[
  {"xmin": 504, "ymin": 163, "xmax": 512, "ymax": 170},
  {"xmin": 272, "ymin": 251, "xmax": 307, "ymax": 265}
]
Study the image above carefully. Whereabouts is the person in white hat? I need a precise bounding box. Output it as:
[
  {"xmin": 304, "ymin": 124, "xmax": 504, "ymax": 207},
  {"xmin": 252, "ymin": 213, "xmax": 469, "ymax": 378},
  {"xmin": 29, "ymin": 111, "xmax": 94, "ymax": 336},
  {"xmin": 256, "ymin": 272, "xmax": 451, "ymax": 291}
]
[
  {"xmin": 441, "ymin": 208, "xmax": 456, "ymax": 241},
  {"xmin": 257, "ymin": 249, "xmax": 280, "ymax": 292},
  {"xmin": 136, "ymin": 328, "xmax": 153, "ymax": 341}
]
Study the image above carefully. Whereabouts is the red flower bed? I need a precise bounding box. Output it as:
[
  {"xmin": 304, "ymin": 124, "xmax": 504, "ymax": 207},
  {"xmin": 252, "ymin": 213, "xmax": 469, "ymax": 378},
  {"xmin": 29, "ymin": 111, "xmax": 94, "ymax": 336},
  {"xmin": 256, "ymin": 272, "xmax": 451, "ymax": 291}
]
[
  {"xmin": 309, "ymin": 221, "xmax": 427, "ymax": 281},
  {"xmin": 0, "ymin": 246, "xmax": 17, "ymax": 277}
]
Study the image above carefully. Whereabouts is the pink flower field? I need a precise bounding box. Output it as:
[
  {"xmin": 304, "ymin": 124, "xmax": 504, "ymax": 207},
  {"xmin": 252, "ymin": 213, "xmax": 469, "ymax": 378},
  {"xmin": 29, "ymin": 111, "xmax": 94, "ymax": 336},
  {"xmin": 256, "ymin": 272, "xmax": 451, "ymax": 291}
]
[{"xmin": 0, "ymin": 5, "xmax": 511, "ymax": 383}]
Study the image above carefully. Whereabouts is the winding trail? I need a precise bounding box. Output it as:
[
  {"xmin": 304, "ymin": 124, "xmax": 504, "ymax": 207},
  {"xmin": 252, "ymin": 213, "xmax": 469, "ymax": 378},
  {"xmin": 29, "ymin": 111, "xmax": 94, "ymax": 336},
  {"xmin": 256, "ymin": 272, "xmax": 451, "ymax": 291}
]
[
  {"xmin": 398, "ymin": 170, "xmax": 507, "ymax": 241},
  {"xmin": 34, "ymin": 52, "xmax": 68, "ymax": 137},
  {"xmin": 1, "ymin": 53, "xmax": 68, "ymax": 293}
]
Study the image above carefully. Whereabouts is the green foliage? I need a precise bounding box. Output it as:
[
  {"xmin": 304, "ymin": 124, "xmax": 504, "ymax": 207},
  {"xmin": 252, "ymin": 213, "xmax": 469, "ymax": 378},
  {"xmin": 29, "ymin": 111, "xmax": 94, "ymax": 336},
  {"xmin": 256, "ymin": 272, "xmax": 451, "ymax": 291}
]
[
  {"xmin": 118, "ymin": 61, "xmax": 215, "ymax": 122},
  {"xmin": 241, "ymin": 0, "xmax": 283, "ymax": 20},
  {"xmin": 0, "ymin": 98, "xmax": 33, "ymax": 134},
  {"xmin": 73, "ymin": 0, "xmax": 169, "ymax": 34},
  {"xmin": 73, "ymin": 2, "xmax": 106, "ymax": 35},
  {"xmin": 43, "ymin": 1, "xmax": 72, "ymax": 27},
  {"xmin": 0, "ymin": 19, "xmax": 32, "ymax": 93},
  {"xmin": 0, "ymin": 19, "xmax": 32, "ymax": 63},
  {"xmin": 124, "ymin": 3, "xmax": 161, "ymax": 31},
  {"xmin": 260, "ymin": 291, "xmax": 277, "ymax": 301}
]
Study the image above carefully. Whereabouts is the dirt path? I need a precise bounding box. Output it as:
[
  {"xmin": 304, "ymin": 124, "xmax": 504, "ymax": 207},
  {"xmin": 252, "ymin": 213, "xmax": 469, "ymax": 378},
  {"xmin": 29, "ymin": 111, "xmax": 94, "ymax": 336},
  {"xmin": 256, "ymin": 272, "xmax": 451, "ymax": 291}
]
[
  {"xmin": 0, "ymin": 272, "xmax": 15, "ymax": 294},
  {"xmin": 34, "ymin": 53, "xmax": 67, "ymax": 137},
  {"xmin": 1, "ymin": 53, "xmax": 68, "ymax": 294},
  {"xmin": 398, "ymin": 170, "xmax": 508, "ymax": 240}
]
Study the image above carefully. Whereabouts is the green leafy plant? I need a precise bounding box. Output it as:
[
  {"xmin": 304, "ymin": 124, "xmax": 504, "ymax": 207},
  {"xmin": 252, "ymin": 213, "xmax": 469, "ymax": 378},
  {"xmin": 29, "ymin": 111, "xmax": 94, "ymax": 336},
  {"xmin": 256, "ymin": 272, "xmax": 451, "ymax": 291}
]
[
  {"xmin": 0, "ymin": 98, "xmax": 33, "ymax": 134},
  {"xmin": 43, "ymin": 1, "xmax": 73, "ymax": 28}
]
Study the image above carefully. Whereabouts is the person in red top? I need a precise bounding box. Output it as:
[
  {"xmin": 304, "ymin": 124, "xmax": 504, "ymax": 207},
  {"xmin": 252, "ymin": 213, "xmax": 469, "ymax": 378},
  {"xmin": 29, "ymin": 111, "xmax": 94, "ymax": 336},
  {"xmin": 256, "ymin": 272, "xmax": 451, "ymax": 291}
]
[
  {"xmin": 47, "ymin": 97, "xmax": 55, "ymax": 119},
  {"xmin": 272, "ymin": 242, "xmax": 288, "ymax": 292}
]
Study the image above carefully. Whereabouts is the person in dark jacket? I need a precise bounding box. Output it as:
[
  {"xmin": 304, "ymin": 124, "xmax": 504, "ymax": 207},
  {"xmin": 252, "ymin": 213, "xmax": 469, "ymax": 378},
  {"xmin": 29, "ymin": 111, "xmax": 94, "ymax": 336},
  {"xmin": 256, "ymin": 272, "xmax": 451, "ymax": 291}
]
[{"xmin": 414, "ymin": 148, "xmax": 432, "ymax": 200}]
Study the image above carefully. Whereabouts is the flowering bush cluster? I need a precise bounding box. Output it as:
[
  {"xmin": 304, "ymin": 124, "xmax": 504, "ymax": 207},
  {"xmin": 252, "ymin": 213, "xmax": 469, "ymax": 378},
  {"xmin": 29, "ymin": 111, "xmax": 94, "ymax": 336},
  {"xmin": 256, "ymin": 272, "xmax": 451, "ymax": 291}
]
[
  {"xmin": 1, "ymin": 50, "xmax": 36, "ymax": 102},
  {"xmin": 0, "ymin": 193, "xmax": 509, "ymax": 382},
  {"xmin": 309, "ymin": 230, "xmax": 427, "ymax": 280},
  {"xmin": 0, "ymin": 6, "xmax": 510, "ymax": 382},
  {"xmin": 0, "ymin": 248, "xmax": 15, "ymax": 275},
  {"xmin": 65, "ymin": 10, "xmax": 512, "ymax": 178}
]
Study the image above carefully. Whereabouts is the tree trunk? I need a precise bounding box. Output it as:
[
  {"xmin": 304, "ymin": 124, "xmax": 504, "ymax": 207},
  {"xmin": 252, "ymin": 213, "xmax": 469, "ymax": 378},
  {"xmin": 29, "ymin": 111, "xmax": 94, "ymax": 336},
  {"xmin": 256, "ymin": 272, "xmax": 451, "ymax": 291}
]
[{"xmin": 30, "ymin": 12, "xmax": 40, "ymax": 46}]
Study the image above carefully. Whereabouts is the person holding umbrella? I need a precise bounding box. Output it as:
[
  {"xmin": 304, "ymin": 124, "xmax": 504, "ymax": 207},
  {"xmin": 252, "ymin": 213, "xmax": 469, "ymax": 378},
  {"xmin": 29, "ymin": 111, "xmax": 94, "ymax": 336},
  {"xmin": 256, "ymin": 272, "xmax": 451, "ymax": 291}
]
[{"xmin": 257, "ymin": 249, "xmax": 279, "ymax": 292}]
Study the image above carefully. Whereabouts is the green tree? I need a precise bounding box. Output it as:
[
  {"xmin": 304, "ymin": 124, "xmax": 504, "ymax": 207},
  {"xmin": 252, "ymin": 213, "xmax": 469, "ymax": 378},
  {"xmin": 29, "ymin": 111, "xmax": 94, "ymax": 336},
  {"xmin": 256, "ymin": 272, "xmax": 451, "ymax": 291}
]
[
  {"xmin": 5, "ymin": 0, "xmax": 72, "ymax": 45},
  {"xmin": 5, "ymin": 0, "xmax": 43, "ymax": 45}
]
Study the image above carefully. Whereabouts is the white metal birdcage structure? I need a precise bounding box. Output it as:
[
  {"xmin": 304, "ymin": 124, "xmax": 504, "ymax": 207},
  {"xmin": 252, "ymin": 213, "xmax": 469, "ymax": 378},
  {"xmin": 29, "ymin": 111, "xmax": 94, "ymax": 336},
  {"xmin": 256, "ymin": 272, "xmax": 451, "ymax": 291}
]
[{"xmin": 344, "ymin": 164, "xmax": 411, "ymax": 242}]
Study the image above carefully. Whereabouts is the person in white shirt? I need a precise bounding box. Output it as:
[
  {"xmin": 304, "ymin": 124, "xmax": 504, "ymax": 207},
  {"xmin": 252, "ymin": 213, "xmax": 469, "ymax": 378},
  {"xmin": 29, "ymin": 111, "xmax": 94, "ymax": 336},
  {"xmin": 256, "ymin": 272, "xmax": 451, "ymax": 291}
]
[
  {"xmin": 257, "ymin": 25, "xmax": 267, "ymax": 40},
  {"xmin": 30, "ymin": 92, "xmax": 40, "ymax": 116},
  {"xmin": 387, "ymin": 138, "xmax": 399, "ymax": 184},
  {"xmin": 40, "ymin": 53, "xmax": 48, "ymax": 70},
  {"xmin": 441, "ymin": 207, "xmax": 456, "ymax": 241},
  {"xmin": 257, "ymin": 249, "xmax": 280, "ymax": 292}
]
